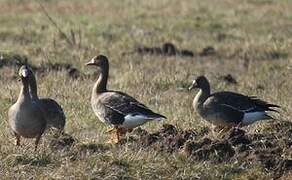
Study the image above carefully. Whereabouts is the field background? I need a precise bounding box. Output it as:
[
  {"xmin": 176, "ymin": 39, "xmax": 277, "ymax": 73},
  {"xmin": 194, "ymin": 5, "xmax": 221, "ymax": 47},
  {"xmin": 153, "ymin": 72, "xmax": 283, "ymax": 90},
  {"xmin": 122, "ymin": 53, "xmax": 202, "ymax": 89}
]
[{"xmin": 0, "ymin": 0, "xmax": 291, "ymax": 179}]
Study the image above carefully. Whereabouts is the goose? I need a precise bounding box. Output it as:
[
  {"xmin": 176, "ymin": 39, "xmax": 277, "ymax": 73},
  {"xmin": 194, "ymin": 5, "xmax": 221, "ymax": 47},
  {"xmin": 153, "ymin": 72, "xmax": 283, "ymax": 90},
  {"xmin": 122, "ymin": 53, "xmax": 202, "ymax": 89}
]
[
  {"xmin": 85, "ymin": 55, "xmax": 166, "ymax": 144},
  {"xmin": 8, "ymin": 65, "xmax": 47, "ymax": 150},
  {"xmin": 189, "ymin": 76, "xmax": 280, "ymax": 132},
  {"xmin": 26, "ymin": 66, "xmax": 66, "ymax": 132}
]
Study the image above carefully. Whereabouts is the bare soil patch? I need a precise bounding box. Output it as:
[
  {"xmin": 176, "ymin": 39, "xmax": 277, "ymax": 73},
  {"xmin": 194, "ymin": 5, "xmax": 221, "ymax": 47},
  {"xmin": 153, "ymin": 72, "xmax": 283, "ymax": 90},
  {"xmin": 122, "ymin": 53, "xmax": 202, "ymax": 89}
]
[{"xmin": 126, "ymin": 42, "xmax": 194, "ymax": 57}]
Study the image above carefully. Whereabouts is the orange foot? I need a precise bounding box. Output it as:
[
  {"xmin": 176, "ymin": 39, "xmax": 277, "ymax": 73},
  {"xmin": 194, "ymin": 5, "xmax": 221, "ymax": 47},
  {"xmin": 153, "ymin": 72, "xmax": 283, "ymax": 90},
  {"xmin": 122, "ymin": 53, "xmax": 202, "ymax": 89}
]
[
  {"xmin": 105, "ymin": 127, "xmax": 116, "ymax": 133},
  {"xmin": 106, "ymin": 137, "xmax": 119, "ymax": 144},
  {"xmin": 105, "ymin": 127, "xmax": 127, "ymax": 144}
]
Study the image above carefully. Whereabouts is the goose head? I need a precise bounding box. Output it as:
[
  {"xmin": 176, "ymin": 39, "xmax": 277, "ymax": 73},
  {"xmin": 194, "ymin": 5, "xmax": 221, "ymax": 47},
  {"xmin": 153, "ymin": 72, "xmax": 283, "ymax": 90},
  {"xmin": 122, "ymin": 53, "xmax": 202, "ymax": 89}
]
[
  {"xmin": 18, "ymin": 65, "xmax": 34, "ymax": 80},
  {"xmin": 188, "ymin": 75, "xmax": 210, "ymax": 91},
  {"xmin": 18, "ymin": 65, "xmax": 31, "ymax": 80},
  {"xmin": 85, "ymin": 55, "xmax": 108, "ymax": 69}
]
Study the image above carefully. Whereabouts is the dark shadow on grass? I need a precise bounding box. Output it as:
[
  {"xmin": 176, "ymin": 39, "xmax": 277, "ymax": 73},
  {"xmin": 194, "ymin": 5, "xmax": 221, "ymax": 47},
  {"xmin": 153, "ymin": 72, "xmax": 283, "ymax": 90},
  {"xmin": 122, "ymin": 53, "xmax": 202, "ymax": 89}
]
[{"xmin": 13, "ymin": 153, "xmax": 51, "ymax": 167}]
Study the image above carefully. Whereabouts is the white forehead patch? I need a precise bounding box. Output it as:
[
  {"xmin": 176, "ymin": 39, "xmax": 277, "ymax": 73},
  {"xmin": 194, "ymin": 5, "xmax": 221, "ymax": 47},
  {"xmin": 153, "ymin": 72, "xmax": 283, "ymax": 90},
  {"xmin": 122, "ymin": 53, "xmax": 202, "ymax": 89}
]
[
  {"xmin": 192, "ymin": 80, "xmax": 196, "ymax": 84},
  {"xmin": 91, "ymin": 57, "xmax": 96, "ymax": 62},
  {"xmin": 22, "ymin": 69, "xmax": 29, "ymax": 77}
]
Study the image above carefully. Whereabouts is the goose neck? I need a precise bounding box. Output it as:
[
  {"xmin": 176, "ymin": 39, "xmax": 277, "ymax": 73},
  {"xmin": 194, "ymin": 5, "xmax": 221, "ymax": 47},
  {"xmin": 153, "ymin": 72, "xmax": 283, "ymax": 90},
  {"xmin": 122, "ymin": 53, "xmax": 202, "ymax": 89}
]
[
  {"xmin": 193, "ymin": 88, "xmax": 210, "ymax": 108},
  {"xmin": 29, "ymin": 73, "xmax": 39, "ymax": 100},
  {"xmin": 18, "ymin": 78, "xmax": 31, "ymax": 102},
  {"xmin": 92, "ymin": 65, "xmax": 108, "ymax": 95}
]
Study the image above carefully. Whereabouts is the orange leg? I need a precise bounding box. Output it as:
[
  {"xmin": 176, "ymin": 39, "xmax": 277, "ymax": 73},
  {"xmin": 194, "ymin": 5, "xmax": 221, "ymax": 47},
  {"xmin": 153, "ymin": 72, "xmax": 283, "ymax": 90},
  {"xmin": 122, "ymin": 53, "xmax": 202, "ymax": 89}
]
[
  {"xmin": 106, "ymin": 127, "xmax": 119, "ymax": 144},
  {"xmin": 106, "ymin": 127, "xmax": 127, "ymax": 144},
  {"xmin": 114, "ymin": 129, "xmax": 120, "ymax": 144},
  {"xmin": 105, "ymin": 127, "xmax": 115, "ymax": 133}
]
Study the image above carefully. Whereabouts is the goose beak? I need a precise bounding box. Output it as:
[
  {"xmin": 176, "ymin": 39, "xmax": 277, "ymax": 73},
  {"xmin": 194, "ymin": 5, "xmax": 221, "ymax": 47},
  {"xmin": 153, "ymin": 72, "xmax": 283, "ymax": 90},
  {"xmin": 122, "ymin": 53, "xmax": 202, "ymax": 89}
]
[
  {"xmin": 188, "ymin": 85, "xmax": 194, "ymax": 91},
  {"xmin": 85, "ymin": 57, "xmax": 97, "ymax": 66},
  {"xmin": 188, "ymin": 81, "xmax": 198, "ymax": 91},
  {"xmin": 85, "ymin": 61, "xmax": 95, "ymax": 66}
]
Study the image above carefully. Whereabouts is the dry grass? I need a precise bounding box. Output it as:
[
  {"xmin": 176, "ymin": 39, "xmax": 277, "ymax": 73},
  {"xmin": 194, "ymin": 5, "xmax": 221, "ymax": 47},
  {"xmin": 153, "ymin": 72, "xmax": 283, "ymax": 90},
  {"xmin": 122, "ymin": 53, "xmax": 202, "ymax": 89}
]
[{"xmin": 0, "ymin": 0, "xmax": 291, "ymax": 179}]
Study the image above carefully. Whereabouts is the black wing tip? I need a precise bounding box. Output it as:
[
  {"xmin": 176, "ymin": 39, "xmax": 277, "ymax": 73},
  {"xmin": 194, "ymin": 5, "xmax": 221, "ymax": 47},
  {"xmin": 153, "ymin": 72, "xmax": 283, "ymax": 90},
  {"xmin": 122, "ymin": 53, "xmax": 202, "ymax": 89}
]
[
  {"xmin": 161, "ymin": 114, "xmax": 167, "ymax": 119},
  {"xmin": 267, "ymin": 103, "xmax": 281, "ymax": 108},
  {"xmin": 154, "ymin": 113, "xmax": 167, "ymax": 119},
  {"xmin": 267, "ymin": 103, "xmax": 281, "ymax": 113},
  {"xmin": 266, "ymin": 108, "xmax": 280, "ymax": 113},
  {"xmin": 252, "ymin": 98, "xmax": 281, "ymax": 110}
]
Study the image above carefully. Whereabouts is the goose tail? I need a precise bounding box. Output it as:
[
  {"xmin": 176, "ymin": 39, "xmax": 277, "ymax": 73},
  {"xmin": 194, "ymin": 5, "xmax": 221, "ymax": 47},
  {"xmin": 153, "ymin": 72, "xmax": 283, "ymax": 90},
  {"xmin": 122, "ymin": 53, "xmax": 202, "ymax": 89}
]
[
  {"xmin": 149, "ymin": 113, "xmax": 167, "ymax": 121},
  {"xmin": 266, "ymin": 104, "xmax": 281, "ymax": 114},
  {"xmin": 242, "ymin": 111, "xmax": 275, "ymax": 125}
]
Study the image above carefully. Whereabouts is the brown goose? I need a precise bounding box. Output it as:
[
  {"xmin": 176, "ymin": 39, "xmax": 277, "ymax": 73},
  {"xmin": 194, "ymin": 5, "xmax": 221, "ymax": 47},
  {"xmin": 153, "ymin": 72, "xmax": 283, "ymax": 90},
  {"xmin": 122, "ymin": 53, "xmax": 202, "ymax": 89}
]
[
  {"xmin": 189, "ymin": 76, "xmax": 280, "ymax": 132},
  {"xmin": 26, "ymin": 66, "xmax": 66, "ymax": 132},
  {"xmin": 86, "ymin": 55, "xmax": 166, "ymax": 144},
  {"xmin": 8, "ymin": 65, "xmax": 47, "ymax": 150}
]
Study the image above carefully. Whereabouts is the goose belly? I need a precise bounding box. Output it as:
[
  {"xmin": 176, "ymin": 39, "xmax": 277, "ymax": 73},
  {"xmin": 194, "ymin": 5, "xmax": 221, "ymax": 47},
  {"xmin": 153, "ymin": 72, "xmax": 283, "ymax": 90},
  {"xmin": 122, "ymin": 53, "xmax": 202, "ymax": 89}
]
[
  {"xmin": 9, "ymin": 111, "xmax": 45, "ymax": 138},
  {"xmin": 10, "ymin": 118, "xmax": 45, "ymax": 138},
  {"xmin": 203, "ymin": 113, "xmax": 235, "ymax": 127},
  {"xmin": 196, "ymin": 106, "xmax": 231, "ymax": 126}
]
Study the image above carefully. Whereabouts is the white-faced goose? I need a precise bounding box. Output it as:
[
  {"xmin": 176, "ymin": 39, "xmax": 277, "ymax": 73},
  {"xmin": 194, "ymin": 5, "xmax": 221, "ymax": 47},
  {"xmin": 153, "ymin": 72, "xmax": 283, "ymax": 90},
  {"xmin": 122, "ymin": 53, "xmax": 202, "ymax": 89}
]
[
  {"xmin": 8, "ymin": 65, "xmax": 47, "ymax": 150},
  {"xmin": 189, "ymin": 76, "xmax": 280, "ymax": 132},
  {"xmin": 86, "ymin": 55, "xmax": 166, "ymax": 144},
  {"xmin": 26, "ymin": 66, "xmax": 66, "ymax": 132}
]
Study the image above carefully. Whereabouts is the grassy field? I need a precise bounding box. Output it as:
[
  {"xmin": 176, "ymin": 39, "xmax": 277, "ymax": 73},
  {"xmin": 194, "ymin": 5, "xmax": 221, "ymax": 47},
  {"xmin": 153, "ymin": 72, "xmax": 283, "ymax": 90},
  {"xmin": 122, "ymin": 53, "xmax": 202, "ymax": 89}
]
[{"xmin": 0, "ymin": 0, "xmax": 291, "ymax": 179}]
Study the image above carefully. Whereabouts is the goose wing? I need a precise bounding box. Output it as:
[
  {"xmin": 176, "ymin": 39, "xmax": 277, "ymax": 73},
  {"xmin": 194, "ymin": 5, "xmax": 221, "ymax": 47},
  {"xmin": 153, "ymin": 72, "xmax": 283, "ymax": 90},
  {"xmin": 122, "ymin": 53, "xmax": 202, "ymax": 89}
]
[
  {"xmin": 208, "ymin": 91, "xmax": 280, "ymax": 112},
  {"xmin": 102, "ymin": 91, "xmax": 165, "ymax": 118},
  {"xmin": 95, "ymin": 91, "xmax": 166, "ymax": 125},
  {"xmin": 39, "ymin": 98, "xmax": 66, "ymax": 129}
]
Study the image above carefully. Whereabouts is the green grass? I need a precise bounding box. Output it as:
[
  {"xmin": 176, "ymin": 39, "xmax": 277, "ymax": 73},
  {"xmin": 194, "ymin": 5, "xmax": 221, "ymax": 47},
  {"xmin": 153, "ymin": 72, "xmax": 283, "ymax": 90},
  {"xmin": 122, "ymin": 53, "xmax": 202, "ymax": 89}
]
[{"xmin": 0, "ymin": 0, "xmax": 291, "ymax": 179}]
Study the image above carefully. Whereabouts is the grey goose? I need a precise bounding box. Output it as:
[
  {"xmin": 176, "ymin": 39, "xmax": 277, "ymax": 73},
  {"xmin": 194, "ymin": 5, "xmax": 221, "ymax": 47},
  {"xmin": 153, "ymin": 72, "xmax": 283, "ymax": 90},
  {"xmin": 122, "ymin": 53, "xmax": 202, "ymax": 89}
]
[
  {"xmin": 8, "ymin": 65, "xmax": 47, "ymax": 150},
  {"xmin": 86, "ymin": 55, "xmax": 166, "ymax": 144},
  {"xmin": 189, "ymin": 76, "xmax": 280, "ymax": 132},
  {"xmin": 26, "ymin": 66, "xmax": 66, "ymax": 132}
]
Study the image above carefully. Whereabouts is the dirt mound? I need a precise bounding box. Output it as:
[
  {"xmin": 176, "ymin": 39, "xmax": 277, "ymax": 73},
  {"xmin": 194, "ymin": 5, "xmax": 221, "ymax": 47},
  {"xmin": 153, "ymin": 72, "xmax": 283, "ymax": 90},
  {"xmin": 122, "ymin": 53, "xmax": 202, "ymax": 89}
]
[
  {"xmin": 127, "ymin": 121, "xmax": 292, "ymax": 178},
  {"xmin": 130, "ymin": 124, "xmax": 208, "ymax": 152},
  {"xmin": 0, "ymin": 53, "xmax": 35, "ymax": 69},
  {"xmin": 125, "ymin": 44, "xmax": 219, "ymax": 58},
  {"xmin": 0, "ymin": 52, "xmax": 83, "ymax": 79},
  {"xmin": 219, "ymin": 74, "xmax": 238, "ymax": 85},
  {"xmin": 127, "ymin": 42, "xmax": 194, "ymax": 57},
  {"xmin": 37, "ymin": 62, "xmax": 82, "ymax": 79},
  {"xmin": 190, "ymin": 140, "xmax": 235, "ymax": 162},
  {"xmin": 45, "ymin": 121, "xmax": 291, "ymax": 178},
  {"xmin": 198, "ymin": 46, "xmax": 216, "ymax": 57}
]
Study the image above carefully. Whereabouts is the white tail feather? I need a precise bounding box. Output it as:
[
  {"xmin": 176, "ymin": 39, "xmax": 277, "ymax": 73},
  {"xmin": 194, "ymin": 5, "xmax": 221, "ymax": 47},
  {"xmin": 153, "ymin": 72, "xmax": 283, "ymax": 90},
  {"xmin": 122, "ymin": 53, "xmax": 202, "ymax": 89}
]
[
  {"xmin": 123, "ymin": 114, "xmax": 152, "ymax": 128},
  {"xmin": 242, "ymin": 111, "xmax": 269, "ymax": 125}
]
